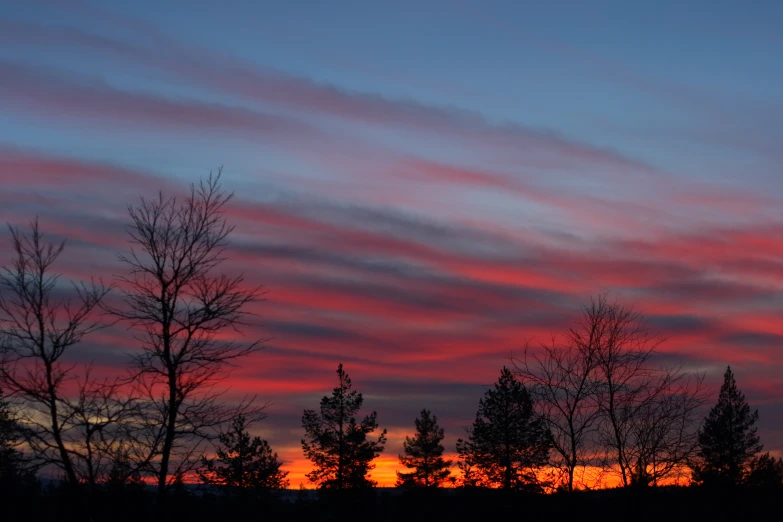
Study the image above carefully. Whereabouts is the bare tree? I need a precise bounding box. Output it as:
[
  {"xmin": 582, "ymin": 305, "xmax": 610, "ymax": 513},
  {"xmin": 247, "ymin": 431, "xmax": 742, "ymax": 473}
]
[
  {"xmin": 624, "ymin": 371, "xmax": 705, "ymax": 486},
  {"xmin": 514, "ymin": 333, "xmax": 602, "ymax": 492},
  {"xmin": 515, "ymin": 294, "xmax": 705, "ymax": 490},
  {"xmin": 585, "ymin": 294, "xmax": 659, "ymax": 486},
  {"xmin": 586, "ymin": 295, "xmax": 705, "ymax": 486},
  {"xmin": 113, "ymin": 171, "xmax": 265, "ymax": 502},
  {"xmin": 0, "ymin": 220, "xmax": 115, "ymax": 487},
  {"xmin": 67, "ymin": 370, "xmax": 142, "ymax": 486}
]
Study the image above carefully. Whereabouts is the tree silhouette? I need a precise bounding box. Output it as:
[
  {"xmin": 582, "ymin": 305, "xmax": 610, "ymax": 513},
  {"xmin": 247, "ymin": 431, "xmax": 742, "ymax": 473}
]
[
  {"xmin": 584, "ymin": 295, "xmax": 705, "ymax": 487},
  {"xmin": 199, "ymin": 415, "xmax": 289, "ymax": 493},
  {"xmin": 516, "ymin": 294, "xmax": 706, "ymax": 490},
  {"xmin": 105, "ymin": 443, "xmax": 145, "ymax": 491},
  {"xmin": 456, "ymin": 367, "xmax": 551, "ymax": 491},
  {"xmin": 0, "ymin": 220, "xmax": 120, "ymax": 489},
  {"xmin": 514, "ymin": 333, "xmax": 600, "ymax": 492},
  {"xmin": 746, "ymin": 452, "xmax": 783, "ymax": 490},
  {"xmin": 113, "ymin": 172, "xmax": 264, "ymax": 502},
  {"xmin": 692, "ymin": 366, "xmax": 762, "ymax": 487},
  {"xmin": 0, "ymin": 388, "xmax": 33, "ymax": 487},
  {"xmin": 396, "ymin": 409, "xmax": 452, "ymax": 488},
  {"xmin": 301, "ymin": 364, "xmax": 387, "ymax": 489}
]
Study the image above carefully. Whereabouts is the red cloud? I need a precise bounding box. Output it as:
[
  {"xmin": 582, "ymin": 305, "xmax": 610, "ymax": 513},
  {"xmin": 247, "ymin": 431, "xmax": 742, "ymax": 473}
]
[{"xmin": 3, "ymin": 150, "xmax": 783, "ymax": 486}]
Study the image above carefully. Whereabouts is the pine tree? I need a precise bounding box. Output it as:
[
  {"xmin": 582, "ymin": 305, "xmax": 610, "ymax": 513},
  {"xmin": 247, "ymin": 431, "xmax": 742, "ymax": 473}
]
[
  {"xmin": 171, "ymin": 470, "xmax": 189, "ymax": 499},
  {"xmin": 746, "ymin": 452, "xmax": 783, "ymax": 490},
  {"xmin": 0, "ymin": 389, "xmax": 32, "ymax": 488},
  {"xmin": 106, "ymin": 445, "xmax": 145, "ymax": 490},
  {"xmin": 396, "ymin": 409, "xmax": 452, "ymax": 488},
  {"xmin": 456, "ymin": 367, "xmax": 551, "ymax": 491},
  {"xmin": 693, "ymin": 366, "xmax": 762, "ymax": 487},
  {"xmin": 199, "ymin": 415, "xmax": 289, "ymax": 493},
  {"xmin": 301, "ymin": 364, "xmax": 387, "ymax": 489}
]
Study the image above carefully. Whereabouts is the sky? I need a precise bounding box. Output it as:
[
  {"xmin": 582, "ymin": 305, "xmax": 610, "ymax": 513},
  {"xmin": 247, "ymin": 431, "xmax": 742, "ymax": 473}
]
[{"xmin": 1, "ymin": 0, "xmax": 782, "ymax": 487}]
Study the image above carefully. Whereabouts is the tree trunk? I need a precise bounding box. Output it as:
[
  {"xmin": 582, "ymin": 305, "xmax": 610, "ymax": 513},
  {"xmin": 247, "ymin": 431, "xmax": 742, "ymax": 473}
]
[
  {"xmin": 50, "ymin": 399, "xmax": 78, "ymax": 485},
  {"xmin": 157, "ymin": 369, "xmax": 178, "ymax": 505},
  {"xmin": 568, "ymin": 464, "xmax": 575, "ymax": 492},
  {"xmin": 45, "ymin": 365, "xmax": 78, "ymax": 485}
]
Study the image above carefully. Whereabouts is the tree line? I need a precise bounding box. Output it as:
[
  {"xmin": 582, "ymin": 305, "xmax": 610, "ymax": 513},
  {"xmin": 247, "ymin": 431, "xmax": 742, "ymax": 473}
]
[
  {"xmin": 1, "ymin": 173, "xmax": 781, "ymax": 513},
  {"xmin": 292, "ymin": 359, "xmax": 782, "ymax": 493}
]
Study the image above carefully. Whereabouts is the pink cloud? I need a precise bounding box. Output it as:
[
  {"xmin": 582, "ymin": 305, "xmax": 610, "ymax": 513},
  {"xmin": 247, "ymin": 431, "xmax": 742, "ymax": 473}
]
[
  {"xmin": 0, "ymin": 19, "xmax": 656, "ymax": 176},
  {"xmin": 0, "ymin": 61, "xmax": 322, "ymax": 142},
  {"xmin": 0, "ymin": 146, "xmax": 163, "ymax": 189}
]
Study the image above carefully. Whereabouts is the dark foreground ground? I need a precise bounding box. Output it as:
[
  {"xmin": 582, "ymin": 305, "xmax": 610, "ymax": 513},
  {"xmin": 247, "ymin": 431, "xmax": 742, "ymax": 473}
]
[{"xmin": 1, "ymin": 484, "xmax": 779, "ymax": 522}]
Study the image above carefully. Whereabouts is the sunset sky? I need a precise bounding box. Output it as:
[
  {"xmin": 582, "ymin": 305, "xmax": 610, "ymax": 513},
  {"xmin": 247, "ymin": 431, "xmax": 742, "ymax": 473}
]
[{"xmin": 1, "ymin": 0, "xmax": 782, "ymax": 487}]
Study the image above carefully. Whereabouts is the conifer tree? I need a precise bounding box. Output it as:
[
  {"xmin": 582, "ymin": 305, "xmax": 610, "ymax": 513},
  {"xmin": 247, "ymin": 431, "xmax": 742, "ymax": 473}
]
[
  {"xmin": 199, "ymin": 415, "xmax": 289, "ymax": 493},
  {"xmin": 0, "ymin": 389, "xmax": 27, "ymax": 485},
  {"xmin": 456, "ymin": 367, "xmax": 551, "ymax": 490},
  {"xmin": 747, "ymin": 452, "xmax": 783, "ymax": 489},
  {"xmin": 396, "ymin": 409, "xmax": 452, "ymax": 488},
  {"xmin": 693, "ymin": 366, "xmax": 762, "ymax": 487},
  {"xmin": 301, "ymin": 364, "xmax": 387, "ymax": 489},
  {"xmin": 106, "ymin": 446, "xmax": 145, "ymax": 492}
]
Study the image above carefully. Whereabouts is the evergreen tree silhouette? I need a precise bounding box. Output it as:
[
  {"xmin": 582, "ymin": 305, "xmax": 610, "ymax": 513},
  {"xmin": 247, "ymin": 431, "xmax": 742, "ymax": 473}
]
[
  {"xmin": 301, "ymin": 364, "xmax": 387, "ymax": 489},
  {"xmin": 0, "ymin": 389, "xmax": 29, "ymax": 486},
  {"xmin": 199, "ymin": 415, "xmax": 289, "ymax": 494},
  {"xmin": 106, "ymin": 445, "xmax": 145, "ymax": 491},
  {"xmin": 456, "ymin": 367, "xmax": 551, "ymax": 490},
  {"xmin": 396, "ymin": 409, "xmax": 452, "ymax": 488},
  {"xmin": 746, "ymin": 452, "xmax": 783, "ymax": 490},
  {"xmin": 171, "ymin": 470, "xmax": 189, "ymax": 498},
  {"xmin": 693, "ymin": 366, "xmax": 762, "ymax": 487}
]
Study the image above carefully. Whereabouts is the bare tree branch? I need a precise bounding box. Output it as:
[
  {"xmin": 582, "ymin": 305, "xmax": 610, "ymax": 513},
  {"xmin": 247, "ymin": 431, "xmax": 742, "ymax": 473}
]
[
  {"xmin": 110, "ymin": 170, "xmax": 267, "ymax": 502},
  {"xmin": 513, "ymin": 332, "xmax": 602, "ymax": 492},
  {"xmin": 585, "ymin": 294, "xmax": 707, "ymax": 486},
  {"xmin": 0, "ymin": 219, "xmax": 117, "ymax": 488},
  {"xmin": 513, "ymin": 293, "xmax": 706, "ymax": 490}
]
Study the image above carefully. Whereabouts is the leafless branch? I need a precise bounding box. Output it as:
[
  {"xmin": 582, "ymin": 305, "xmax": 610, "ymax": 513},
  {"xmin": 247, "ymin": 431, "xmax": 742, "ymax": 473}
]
[{"xmin": 110, "ymin": 171, "xmax": 266, "ymax": 501}]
